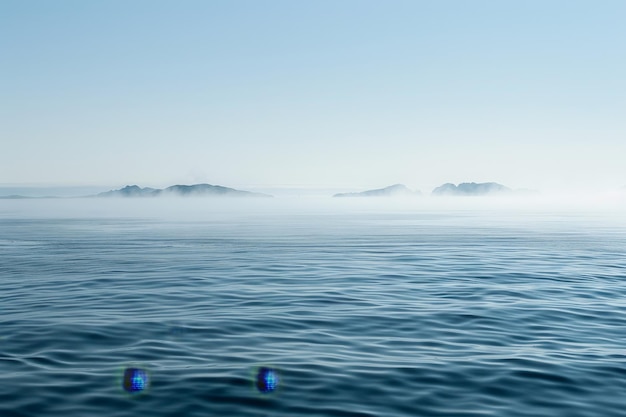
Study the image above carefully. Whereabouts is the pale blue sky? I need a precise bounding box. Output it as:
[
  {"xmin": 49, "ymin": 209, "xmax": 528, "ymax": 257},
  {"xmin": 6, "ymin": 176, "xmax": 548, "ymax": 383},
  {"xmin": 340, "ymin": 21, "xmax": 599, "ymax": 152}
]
[{"xmin": 2, "ymin": 1, "xmax": 625, "ymax": 192}]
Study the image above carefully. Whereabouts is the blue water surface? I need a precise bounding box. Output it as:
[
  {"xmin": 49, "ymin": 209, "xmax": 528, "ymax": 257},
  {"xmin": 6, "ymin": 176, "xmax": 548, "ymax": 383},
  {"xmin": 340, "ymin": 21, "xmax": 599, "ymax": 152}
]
[{"xmin": 1, "ymin": 199, "xmax": 625, "ymax": 416}]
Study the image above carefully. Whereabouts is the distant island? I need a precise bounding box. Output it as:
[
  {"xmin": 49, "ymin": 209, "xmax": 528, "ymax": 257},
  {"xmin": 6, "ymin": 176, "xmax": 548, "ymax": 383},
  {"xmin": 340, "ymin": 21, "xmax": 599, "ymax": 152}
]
[
  {"xmin": 431, "ymin": 182, "xmax": 512, "ymax": 196},
  {"xmin": 98, "ymin": 184, "xmax": 272, "ymax": 198},
  {"xmin": 333, "ymin": 184, "xmax": 421, "ymax": 197},
  {"xmin": 0, "ymin": 195, "xmax": 35, "ymax": 199}
]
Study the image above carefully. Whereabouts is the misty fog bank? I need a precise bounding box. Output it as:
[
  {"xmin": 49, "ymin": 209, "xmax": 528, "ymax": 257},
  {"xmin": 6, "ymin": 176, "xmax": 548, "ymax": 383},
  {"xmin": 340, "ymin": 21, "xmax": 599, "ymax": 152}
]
[{"xmin": 2, "ymin": 193, "xmax": 625, "ymax": 222}]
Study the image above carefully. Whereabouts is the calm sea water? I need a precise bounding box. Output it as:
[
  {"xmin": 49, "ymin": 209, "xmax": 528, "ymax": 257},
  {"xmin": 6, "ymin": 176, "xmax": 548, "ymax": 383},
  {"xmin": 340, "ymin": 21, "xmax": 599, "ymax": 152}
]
[{"xmin": 1, "ymin": 198, "xmax": 626, "ymax": 417}]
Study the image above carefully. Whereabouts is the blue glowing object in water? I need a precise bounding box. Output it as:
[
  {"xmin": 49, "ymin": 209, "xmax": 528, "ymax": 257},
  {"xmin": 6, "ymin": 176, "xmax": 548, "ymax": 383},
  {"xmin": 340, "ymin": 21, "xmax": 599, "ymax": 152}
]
[
  {"xmin": 256, "ymin": 367, "xmax": 278, "ymax": 393},
  {"xmin": 123, "ymin": 368, "xmax": 148, "ymax": 393}
]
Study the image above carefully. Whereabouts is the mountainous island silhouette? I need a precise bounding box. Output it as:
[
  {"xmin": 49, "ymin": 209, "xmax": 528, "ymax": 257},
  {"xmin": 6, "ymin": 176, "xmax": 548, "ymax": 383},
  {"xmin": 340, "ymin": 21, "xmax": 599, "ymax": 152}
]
[
  {"xmin": 333, "ymin": 184, "xmax": 420, "ymax": 197},
  {"xmin": 97, "ymin": 184, "xmax": 272, "ymax": 198},
  {"xmin": 431, "ymin": 182, "xmax": 512, "ymax": 196},
  {"xmin": 333, "ymin": 182, "xmax": 525, "ymax": 197}
]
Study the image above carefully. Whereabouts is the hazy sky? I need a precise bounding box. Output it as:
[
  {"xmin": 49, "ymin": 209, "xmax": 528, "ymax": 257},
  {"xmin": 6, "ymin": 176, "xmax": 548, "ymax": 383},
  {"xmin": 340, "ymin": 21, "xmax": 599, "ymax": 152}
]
[{"xmin": 2, "ymin": 1, "xmax": 625, "ymax": 192}]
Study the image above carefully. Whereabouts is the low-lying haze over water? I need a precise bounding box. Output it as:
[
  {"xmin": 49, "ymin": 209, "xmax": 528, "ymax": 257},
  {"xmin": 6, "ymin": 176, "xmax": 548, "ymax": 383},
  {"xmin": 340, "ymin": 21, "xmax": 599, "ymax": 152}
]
[{"xmin": 3, "ymin": 191, "xmax": 626, "ymax": 219}]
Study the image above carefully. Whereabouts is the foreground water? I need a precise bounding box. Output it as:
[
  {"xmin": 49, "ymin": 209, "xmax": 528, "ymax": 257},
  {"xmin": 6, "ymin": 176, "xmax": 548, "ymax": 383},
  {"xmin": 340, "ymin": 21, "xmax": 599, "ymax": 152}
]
[{"xmin": 1, "ymin": 198, "xmax": 626, "ymax": 416}]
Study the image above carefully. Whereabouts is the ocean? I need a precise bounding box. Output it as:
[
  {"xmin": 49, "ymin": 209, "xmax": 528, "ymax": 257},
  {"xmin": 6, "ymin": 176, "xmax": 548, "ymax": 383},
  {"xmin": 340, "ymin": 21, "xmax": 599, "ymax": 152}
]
[{"xmin": 1, "ymin": 197, "xmax": 626, "ymax": 416}]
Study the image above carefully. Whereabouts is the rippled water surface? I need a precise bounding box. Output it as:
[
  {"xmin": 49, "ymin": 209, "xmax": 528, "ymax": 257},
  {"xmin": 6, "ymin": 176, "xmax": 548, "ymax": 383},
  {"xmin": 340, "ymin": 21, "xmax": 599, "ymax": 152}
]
[{"xmin": 2, "ymin": 199, "xmax": 626, "ymax": 416}]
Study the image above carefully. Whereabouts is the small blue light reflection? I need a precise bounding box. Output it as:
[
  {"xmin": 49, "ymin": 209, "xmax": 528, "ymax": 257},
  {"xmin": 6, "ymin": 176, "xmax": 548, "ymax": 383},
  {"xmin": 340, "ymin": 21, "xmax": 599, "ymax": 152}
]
[
  {"xmin": 256, "ymin": 367, "xmax": 278, "ymax": 393},
  {"xmin": 123, "ymin": 368, "xmax": 148, "ymax": 393}
]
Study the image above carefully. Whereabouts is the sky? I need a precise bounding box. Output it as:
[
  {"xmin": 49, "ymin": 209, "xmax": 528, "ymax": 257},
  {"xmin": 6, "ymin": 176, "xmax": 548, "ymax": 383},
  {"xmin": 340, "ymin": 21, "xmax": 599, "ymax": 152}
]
[{"xmin": 1, "ymin": 0, "xmax": 625, "ymax": 193}]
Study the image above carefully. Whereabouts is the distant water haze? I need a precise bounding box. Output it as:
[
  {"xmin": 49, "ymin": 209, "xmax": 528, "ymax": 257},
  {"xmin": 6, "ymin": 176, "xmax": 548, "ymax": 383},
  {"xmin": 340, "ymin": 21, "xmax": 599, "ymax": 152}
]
[
  {"xmin": 3, "ymin": 193, "xmax": 626, "ymax": 224},
  {"xmin": 0, "ymin": 185, "xmax": 113, "ymax": 198}
]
